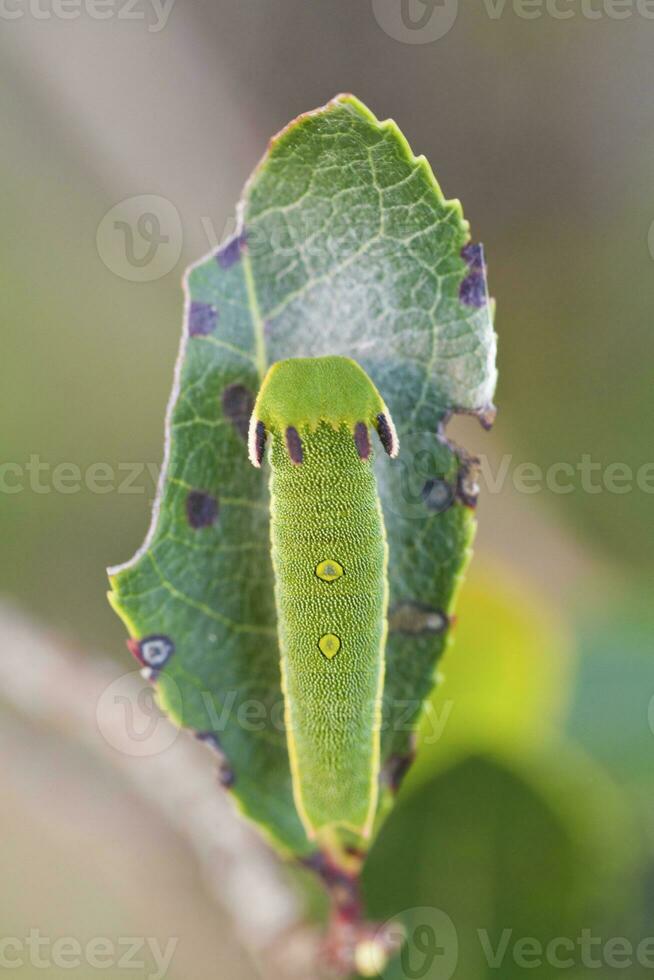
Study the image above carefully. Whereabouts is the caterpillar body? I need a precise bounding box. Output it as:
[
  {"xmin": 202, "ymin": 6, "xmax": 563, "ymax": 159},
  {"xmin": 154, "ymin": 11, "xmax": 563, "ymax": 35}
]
[{"xmin": 248, "ymin": 356, "xmax": 398, "ymax": 842}]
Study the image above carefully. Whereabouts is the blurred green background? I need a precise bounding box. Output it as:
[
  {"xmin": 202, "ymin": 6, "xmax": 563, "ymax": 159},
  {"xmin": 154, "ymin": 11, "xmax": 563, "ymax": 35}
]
[{"xmin": 1, "ymin": 2, "xmax": 653, "ymax": 978}]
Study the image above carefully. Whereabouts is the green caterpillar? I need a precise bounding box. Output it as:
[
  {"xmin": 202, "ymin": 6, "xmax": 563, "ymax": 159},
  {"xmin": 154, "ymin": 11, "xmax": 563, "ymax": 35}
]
[{"xmin": 248, "ymin": 356, "xmax": 398, "ymax": 843}]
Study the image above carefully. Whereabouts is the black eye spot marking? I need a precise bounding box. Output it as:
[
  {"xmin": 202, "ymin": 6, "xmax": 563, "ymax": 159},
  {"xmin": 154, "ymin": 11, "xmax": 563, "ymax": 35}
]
[
  {"xmin": 221, "ymin": 383, "xmax": 254, "ymax": 442},
  {"xmin": 389, "ymin": 603, "xmax": 449, "ymax": 635},
  {"xmin": 459, "ymin": 241, "xmax": 488, "ymax": 308},
  {"xmin": 251, "ymin": 420, "xmax": 267, "ymax": 467},
  {"xmin": 216, "ymin": 230, "xmax": 246, "ymax": 269},
  {"xmin": 186, "ymin": 490, "xmax": 219, "ymax": 528},
  {"xmin": 285, "ymin": 426, "xmax": 304, "ymax": 465},
  {"xmin": 188, "ymin": 301, "xmax": 218, "ymax": 337},
  {"xmin": 421, "ymin": 478, "xmax": 455, "ymax": 513},
  {"xmin": 376, "ymin": 412, "xmax": 399, "ymax": 458},
  {"xmin": 128, "ymin": 634, "xmax": 175, "ymax": 669},
  {"xmin": 354, "ymin": 422, "xmax": 371, "ymax": 461}
]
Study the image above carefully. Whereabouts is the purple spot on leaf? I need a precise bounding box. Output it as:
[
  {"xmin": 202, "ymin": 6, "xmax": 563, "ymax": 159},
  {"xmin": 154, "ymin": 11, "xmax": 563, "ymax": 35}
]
[
  {"xmin": 383, "ymin": 749, "xmax": 416, "ymax": 794},
  {"xmin": 421, "ymin": 478, "xmax": 455, "ymax": 513},
  {"xmin": 456, "ymin": 460, "xmax": 480, "ymax": 508},
  {"xmin": 222, "ymin": 383, "xmax": 254, "ymax": 442},
  {"xmin": 195, "ymin": 733, "xmax": 235, "ymax": 787},
  {"xmin": 389, "ymin": 602, "xmax": 449, "ymax": 635},
  {"xmin": 216, "ymin": 231, "xmax": 246, "ymax": 269},
  {"xmin": 219, "ymin": 766, "xmax": 236, "ymax": 789},
  {"xmin": 460, "ymin": 273, "xmax": 487, "ymax": 308},
  {"xmin": 477, "ymin": 403, "xmax": 497, "ymax": 431},
  {"xmin": 139, "ymin": 635, "xmax": 175, "ymax": 669},
  {"xmin": 461, "ymin": 242, "xmax": 485, "ymax": 271},
  {"xmin": 186, "ymin": 490, "xmax": 219, "ymax": 529},
  {"xmin": 189, "ymin": 301, "xmax": 218, "ymax": 337},
  {"xmin": 459, "ymin": 242, "xmax": 488, "ymax": 308},
  {"xmin": 195, "ymin": 732, "xmax": 226, "ymax": 757}
]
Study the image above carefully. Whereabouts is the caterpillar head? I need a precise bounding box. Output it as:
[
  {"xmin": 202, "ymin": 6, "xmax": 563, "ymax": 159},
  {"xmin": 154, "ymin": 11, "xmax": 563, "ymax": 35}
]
[{"xmin": 247, "ymin": 356, "xmax": 399, "ymax": 467}]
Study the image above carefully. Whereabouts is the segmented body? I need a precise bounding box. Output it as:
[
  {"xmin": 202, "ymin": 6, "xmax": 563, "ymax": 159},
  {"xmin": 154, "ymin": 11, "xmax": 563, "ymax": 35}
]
[
  {"xmin": 270, "ymin": 422, "xmax": 388, "ymax": 838},
  {"xmin": 248, "ymin": 356, "xmax": 398, "ymax": 841}
]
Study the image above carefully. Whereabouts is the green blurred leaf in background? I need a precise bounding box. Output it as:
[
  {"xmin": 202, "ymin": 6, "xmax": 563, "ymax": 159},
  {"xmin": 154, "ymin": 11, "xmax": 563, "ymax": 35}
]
[{"xmin": 363, "ymin": 564, "xmax": 644, "ymax": 980}]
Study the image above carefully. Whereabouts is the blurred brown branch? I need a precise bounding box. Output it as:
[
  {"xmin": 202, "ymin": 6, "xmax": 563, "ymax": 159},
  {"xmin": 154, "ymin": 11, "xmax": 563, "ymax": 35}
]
[{"xmin": 0, "ymin": 602, "xmax": 321, "ymax": 980}]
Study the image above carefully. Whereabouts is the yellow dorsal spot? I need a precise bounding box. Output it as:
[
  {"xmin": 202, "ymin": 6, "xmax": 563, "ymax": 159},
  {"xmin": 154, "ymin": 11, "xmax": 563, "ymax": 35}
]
[
  {"xmin": 315, "ymin": 559, "xmax": 344, "ymax": 583},
  {"xmin": 318, "ymin": 633, "xmax": 341, "ymax": 660}
]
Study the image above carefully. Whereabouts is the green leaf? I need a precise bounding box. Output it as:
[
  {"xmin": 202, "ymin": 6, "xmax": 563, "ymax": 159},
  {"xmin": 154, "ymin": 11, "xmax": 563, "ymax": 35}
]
[
  {"xmin": 108, "ymin": 94, "xmax": 497, "ymax": 860},
  {"xmin": 565, "ymin": 593, "xmax": 654, "ymax": 797},
  {"xmin": 363, "ymin": 750, "xmax": 637, "ymax": 980},
  {"xmin": 410, "ymin": 562, "xmax": 574, "ymax": 788}
]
